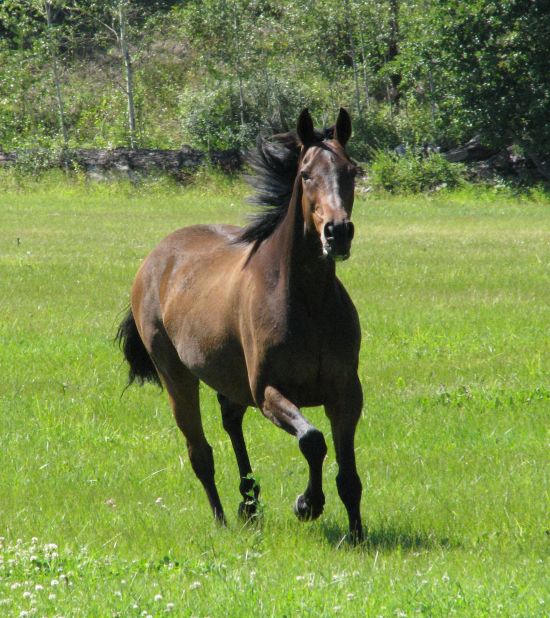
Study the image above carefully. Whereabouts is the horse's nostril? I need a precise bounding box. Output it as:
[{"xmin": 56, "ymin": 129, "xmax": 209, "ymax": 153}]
[{"xmin": 324, "ymin": 222, "xmax": 335, "ymax": 240}]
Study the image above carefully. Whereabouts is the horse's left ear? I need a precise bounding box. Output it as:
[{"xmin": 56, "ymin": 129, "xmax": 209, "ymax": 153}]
[
  {"xmin": 334, "ymin": 108, "xmax": 352, "ymax": 147},
  {"xmin": 297, "ymin": 108, "xmax": 315, "ymax": 147}
]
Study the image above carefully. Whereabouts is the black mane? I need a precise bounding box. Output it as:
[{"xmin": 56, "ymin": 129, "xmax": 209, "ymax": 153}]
[{"xmin": 238, "ymin": 127, "xmax": 334, "ymax": 244}]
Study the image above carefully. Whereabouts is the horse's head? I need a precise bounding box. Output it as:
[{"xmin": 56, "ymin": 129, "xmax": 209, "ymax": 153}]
[{"xmin": 297, "ymin": 108, "xmax": 358, "ymax": 261}]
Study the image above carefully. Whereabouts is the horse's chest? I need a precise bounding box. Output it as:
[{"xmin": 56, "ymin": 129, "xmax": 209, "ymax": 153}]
[{"xmin": 259, "ymin": 318, "xmax": 353, "ymax": 405}]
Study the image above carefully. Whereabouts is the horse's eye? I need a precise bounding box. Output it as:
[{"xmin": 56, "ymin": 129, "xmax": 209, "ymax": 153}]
[{"xmin": 301, "ymin": 171, "xmax": 311, "ymax": 181}]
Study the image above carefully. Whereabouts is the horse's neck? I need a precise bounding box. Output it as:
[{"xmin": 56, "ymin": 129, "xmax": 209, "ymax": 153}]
[{"xmin": 264, "ymin": 181, "xmax": 335, "ymax": 312}]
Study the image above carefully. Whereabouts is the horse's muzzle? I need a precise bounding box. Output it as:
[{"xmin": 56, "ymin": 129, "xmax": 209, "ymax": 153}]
[{"xmin": 324, "ymin": 221, "xmax": 354, "ymax": 261}]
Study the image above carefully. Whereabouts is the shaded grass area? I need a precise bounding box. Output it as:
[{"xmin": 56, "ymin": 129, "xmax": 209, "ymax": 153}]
[{"xmin": 0, "ymin": 179, "xmax": 549, "ymax": 616}]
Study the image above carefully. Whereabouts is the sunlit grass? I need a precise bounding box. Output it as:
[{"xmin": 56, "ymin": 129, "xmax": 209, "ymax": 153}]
[{"xmin": 1, "ymin": 178, "xmax": 548, "ymax": 616}]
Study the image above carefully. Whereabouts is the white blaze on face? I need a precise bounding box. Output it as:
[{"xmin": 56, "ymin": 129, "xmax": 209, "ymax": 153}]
[{"xmin": 302, "ymin": 143, "xmax": 354, "ymax": 259}]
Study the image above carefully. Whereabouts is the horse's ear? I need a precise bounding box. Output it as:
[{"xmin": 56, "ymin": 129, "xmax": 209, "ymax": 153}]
[
  {"xmin": 297, "ymin": 108, "xmax": 315, "ymax": 147},
  {"xmin": 334, "ymin": 108, "xmax": 352, "ymax": 147}
]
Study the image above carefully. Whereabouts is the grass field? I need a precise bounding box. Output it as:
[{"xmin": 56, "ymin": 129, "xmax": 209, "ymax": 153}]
[{"xmin": 1, "ymin": 176, "xmax": 549, "ymax": 617}]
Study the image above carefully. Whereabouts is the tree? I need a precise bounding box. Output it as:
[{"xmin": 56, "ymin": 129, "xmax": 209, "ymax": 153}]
[
  {"xmin": 0, "ymin": 0, "xmax": 70, "ymax": 148},
  {"xmin": 409, "ymin": 0, "xmax": 550, "ymax": 166},
  {"xmin": 69, "ymin": 0, "xmax": 142, "ymax": 148}
]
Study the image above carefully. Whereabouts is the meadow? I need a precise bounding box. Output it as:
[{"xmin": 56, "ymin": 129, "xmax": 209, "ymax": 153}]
[{"xmin": 0, "ymin": 175, "xmax": 548, "ymax": 617}]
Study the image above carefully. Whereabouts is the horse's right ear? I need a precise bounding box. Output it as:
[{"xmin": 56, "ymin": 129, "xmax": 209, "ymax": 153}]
[{"xmin": 297, "ymin": 108, "xmax": 315, "ymax": 147}]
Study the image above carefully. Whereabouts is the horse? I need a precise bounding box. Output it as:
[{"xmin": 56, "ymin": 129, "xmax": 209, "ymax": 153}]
[{"xmin": 116, "ymin": 108, "xmax": 364, "ymax": 542}]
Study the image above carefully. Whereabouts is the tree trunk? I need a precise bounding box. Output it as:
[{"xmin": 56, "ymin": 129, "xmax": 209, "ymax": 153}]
[
  {"xmin": 44, "ymin": 1, "xmax": 68, "ymax": 150},
  {"xmin": 358, "ymin": 29, "xmax": 370, "ymax": 110},
  {"xmin": 118, "ymin": 1, "xmax": 137, "ymax": 149},
  {"xmin": 388, "ymin": 0, "xmax": 401, "ymax": 111},
  {"xmin": 232, "ymin": 8, "xmax": 246, "ymax": 131},
  {"xmin": 344, "ymin": 0, "xmax": 362, "ymax": 118}
]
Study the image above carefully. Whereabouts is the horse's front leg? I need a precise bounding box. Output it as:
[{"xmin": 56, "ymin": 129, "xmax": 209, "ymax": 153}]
[
  {"xmin": 261, "ymin": 386, "xmax": 327, "ymax": 520},
  {"xmin": 325, "ymin": 374, "xmax": 364, "ymax": 543}
]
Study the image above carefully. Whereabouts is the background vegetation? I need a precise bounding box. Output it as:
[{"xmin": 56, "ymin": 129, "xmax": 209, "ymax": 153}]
[
  {"xmin": 1, "ymin": 0, "xmax": 549, "ymax": 176},
  {"xmin": 1, "ymin": 179, "xmax": 548, "ymax": 616}
]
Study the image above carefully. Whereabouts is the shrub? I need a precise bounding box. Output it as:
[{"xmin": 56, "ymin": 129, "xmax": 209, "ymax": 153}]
[
  {"xmin": 368, "ymin": 150, "xmax": 465, "ymax": 193},
  {"xmin": 350, "ymin": 107, "xmax": 401, "ymax": 161}
]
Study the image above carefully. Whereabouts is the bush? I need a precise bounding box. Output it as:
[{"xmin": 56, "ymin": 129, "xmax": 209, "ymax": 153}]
[
  {"xmin": 368, "ymin": 150, "xmax": 465, "ymax": 193},
  {"xmin": 350, "ymin": 107, "xmax": 400, "ymax": 161},
  {"xmin": 177, "ymin": 74, "xmax": 333, "ymax": 151}
]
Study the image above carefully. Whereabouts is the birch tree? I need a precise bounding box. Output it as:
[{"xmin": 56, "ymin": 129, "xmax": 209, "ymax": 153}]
[{"xmin": 71, "ymin": 0, "xmax": 140, "ymax": 148}]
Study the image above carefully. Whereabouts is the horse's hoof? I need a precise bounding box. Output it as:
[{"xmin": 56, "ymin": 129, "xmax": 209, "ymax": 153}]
[
  {"xmin": 349, "ymin": 527, "xmax": 364, "ymax": 546},
  {"xmin": 294, "ymin": 494, "xmax": 324, "ymax": 521},
  {"xmin": 238, "ymin": 500, "xmax": 259, "ymax": 521}
]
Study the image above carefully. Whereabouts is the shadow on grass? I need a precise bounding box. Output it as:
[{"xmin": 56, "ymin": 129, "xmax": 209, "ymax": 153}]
[{"xmin": 318, "ymin": 519, "xmax": 460, "ymax": 552}]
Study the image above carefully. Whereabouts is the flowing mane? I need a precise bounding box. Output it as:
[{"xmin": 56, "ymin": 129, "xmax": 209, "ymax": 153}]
[{"xmin": 239, "ymin": 127, "xmax": 334, "ymax": 244}]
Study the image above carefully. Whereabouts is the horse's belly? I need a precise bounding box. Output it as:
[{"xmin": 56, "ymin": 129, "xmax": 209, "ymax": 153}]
[{"xmin": 175, "ymin": 327, "xmax": 254, "ymax": 406}]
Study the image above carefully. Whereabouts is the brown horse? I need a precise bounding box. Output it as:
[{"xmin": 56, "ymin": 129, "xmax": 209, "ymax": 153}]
[{"xmin": 117, "ymin": 109, "xmax": 364, "ymax": 542}]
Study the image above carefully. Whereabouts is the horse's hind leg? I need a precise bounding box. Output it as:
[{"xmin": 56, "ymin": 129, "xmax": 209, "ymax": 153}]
[
  {"xmin": 160, "ymin": 366, "xmax": 226, "ymax": 523},
  {"xmin": 217, "ymin": 394, "xmax": 260, "ymax": 519},
  {"xmin": 261, "ymin": 386, "xmax": 327, "ymax": 521}
]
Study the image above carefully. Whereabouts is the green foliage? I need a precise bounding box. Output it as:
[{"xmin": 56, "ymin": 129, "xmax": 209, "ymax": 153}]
[
  {"xmin": 178, "ymin": 72, "xmax": 332, "ymax": 150},
  {"xmin": 399, "ymin": 0, "xmax": 550, "ymax": 157},
  {"xmin": 368, "ymin": 150, "xmax": 465, "ymax": 193},
  {"xmin": 1, "ymin": 0, "xmax": 549, "ymax": 177}
]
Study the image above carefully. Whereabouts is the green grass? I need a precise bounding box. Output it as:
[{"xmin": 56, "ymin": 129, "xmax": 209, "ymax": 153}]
[{"xmin": 1, "ymin": 177, "xmax": 549, "ymax": 617}]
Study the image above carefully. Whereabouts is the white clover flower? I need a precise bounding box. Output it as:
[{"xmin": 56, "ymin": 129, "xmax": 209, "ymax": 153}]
[
  {"xmin": 114, "ymin": 590, "xmax": 122, "ymax": 598},
  {"xmin": 166, "ymin": 603, "xmax": 175, "ymax": 612},
  {"xmin": 34, "ymin": 585, "xmax": 44, "ymax": 592},
  {"xmin": 189, "ymin": 581, "xmax": 201, "ymax": 590},
  {"xmin": 22, "ymin": 591, "xmax": 32, "ymax": 599},
  {"xmin": 51, "ymin": 579, "xmax": 59, "ymax": 587},
  {"xmin": 49, "ymin": 593, "xmax": 56, "ymax": 601},
  {"xmin": 154, "ymin": 593, "xmax": 163, "ymax": 601}
]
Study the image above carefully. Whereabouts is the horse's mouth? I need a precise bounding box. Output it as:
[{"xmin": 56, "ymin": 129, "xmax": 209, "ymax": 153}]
[{"xmin": 323, "ymin": 244, "xmax": 350, "ymax": 262}]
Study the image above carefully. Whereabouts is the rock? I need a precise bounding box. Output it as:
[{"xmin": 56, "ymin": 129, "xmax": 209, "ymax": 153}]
[{"xmin": 0, "ymin": 147, "xmax": 243, "ymax": 180}]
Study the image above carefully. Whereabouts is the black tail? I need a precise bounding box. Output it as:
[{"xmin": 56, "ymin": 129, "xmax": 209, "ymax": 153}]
[{"xmin": 115, "ymin": 308, "xmax": 162, "ymax": 387}]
